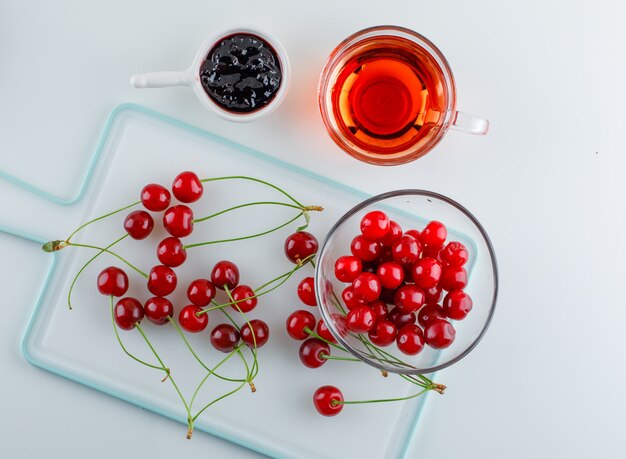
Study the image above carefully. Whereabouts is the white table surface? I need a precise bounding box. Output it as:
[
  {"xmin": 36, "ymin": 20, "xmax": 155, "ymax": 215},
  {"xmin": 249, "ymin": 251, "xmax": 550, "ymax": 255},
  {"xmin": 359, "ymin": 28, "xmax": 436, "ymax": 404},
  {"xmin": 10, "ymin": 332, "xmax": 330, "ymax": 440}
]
[{"xmin": 2, "ymin": 1, "xmax": 625, "ymax": 457}]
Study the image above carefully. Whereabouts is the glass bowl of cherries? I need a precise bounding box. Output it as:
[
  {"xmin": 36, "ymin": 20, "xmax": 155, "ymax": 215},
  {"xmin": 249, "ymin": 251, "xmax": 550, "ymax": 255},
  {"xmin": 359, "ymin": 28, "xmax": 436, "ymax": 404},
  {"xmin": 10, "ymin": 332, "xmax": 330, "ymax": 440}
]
[{"xmin": 314, "ymin": 190, "xmax": 498, "ymax": 375}]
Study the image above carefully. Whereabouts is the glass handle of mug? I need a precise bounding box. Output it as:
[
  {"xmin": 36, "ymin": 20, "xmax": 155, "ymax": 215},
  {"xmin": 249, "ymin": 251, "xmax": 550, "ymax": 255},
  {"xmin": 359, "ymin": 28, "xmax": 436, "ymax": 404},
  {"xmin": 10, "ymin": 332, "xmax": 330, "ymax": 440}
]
[
  {"xmin": 129, "ymin": 69, "xmax": 194, "ymax": 88},
  {"xmin": 451, "ymin": 111, "xmax": 490, "ymax": 135}
]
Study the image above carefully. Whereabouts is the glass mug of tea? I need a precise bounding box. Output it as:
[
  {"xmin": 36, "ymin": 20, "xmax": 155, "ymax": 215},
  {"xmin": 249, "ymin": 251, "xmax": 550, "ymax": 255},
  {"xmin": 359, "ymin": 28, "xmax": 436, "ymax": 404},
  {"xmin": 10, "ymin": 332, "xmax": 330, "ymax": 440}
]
[{"xmin": 318, "ymin": 25, "xmax": 489, "ymax": 165}]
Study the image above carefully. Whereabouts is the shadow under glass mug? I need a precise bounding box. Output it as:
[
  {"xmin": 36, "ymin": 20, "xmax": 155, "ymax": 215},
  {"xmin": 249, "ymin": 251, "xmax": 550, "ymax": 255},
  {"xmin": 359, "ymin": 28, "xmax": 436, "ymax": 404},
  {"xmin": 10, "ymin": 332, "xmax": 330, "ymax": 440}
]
[{"xmin": 318, "ymin": 26, "xmax": 489, "ymax": 165}]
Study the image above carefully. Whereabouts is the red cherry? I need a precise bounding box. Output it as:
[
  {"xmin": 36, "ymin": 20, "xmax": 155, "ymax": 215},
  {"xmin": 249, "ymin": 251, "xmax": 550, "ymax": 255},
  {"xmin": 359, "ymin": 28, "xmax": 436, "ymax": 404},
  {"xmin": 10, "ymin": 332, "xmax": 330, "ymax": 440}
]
[
  {"xmin": 299, "ymin": 338, "xmax": 330, "ymax": 368},
  {"xmin": 442, "ymin": 290, "xmax": 473, "ymax": 320},
  {"xmin": 424, "ymin": 319, "xmax": 456, "ymax": 348},
  {"xmin": 313, "ymin": 385, "xmax": 343, "ymax": 416},
  {"xmin": 157, "ymin": 237, "xmax": 187, "ymax": 267},
  {"xmin": 114, "ymin": 297, "xmax": 144, "ymax": 330},
  {"xmin": 341, "ymin": 286, "xmax": 367, "ymax": 310},
  {"xmin": 179, "ymin": 305, "xmax": 209, "ymax": 333},
  {"xmin": 368, "ymin": 320, "xmax": 398, "ymax": 346},
  {"xmin": 417, "ymin": 304, "xmax": 446, "ymax": 327},
  {"xmin": 441, "ymin": 241, "xmax": 469, "ymax": 266},
  {"xmin": 286, "ymin": 310, "xmax": 316, "ymax": 340},
  {"xmin": 297, "ymin": 277, "xmax": 317, "ymax": 306},
  {"xmin": 350, "ymin": 235, "xmax": 381, "ymax": 262},
  {"xmin": 284, "ymin": 231, "xmax": 318, "ymax": 264},
  {"xmin": 376, "ymin": 245, "xmax": 394, "ymax": 264},
  {"xmin": 346, "ymin": 304, "xmax": 375, "ymax": 333},
  {"xmin": 360, "ymin": 210, "xmax": 390, "ymax": 241},
  {"xmin": 421, "ymin": 221, "xmax": 447, "ymax": 247},
  {"xmin": 317, "ymin": 319, "xmax": 336, "ymax": 343},
  {"xmin": 97, "ymin": 267, "xmax": 129, "ymax": 296},
  {"xmin": 334, "ymin": 255, "xmax": 363, "ymax": 283},
  {"xmin": 241, "ymin": 319, "xmax": 270, "ymax": 348},
  {"xmin": 147, "ymin": 265, "xmax": 177, "ymax": 296},
  {"xmin": 424, "ymin": 285, "xmax": 443, "ymax": 305},
  {"xmin": 411, "ymin": 257, "xmax": 443, "ymax": 289},
  {"xmin": 144, "ymin": 297, "xmax": 174, "ymax": 325},
  {"xmin": 369, "ymin": 299, "xmax": 389, "ymax": 323},
  {"xmin": 422, "ymin": 244, "xmax": 443, "ymax": 261},
  {"xmin": 391, "ymin": 235, "xmax": 421, "ymax": 265},
  {"xmin": 376, "ymin": 261, "xmax": 405, "ymax": 289},
  {"xmin": 163, "ymin": 205, "xmax": 194, "ymax": 237},
  {"xmin": 439, "ymin": 265, "xmax": 468, "ymax": 291},
  {"xmin": 394, "ymin": 285, "xmax": 425, "ymax": 313},
  {"xmin": 124, "ymin": 210, "xmax": 154, "ymax": 240},
  {"xmin": 387, "ymin": 307, "xmax": 417, "ymax": 329},
  {"xmin": 187, "ymin": 279, "xmax": 216, "ymax": 306},
  {"xmin": 172, "ymin": 171, "xmax": 203, "ymax": 203},
  {"xmin": 396, "ymin": 324, "xmax": 425, "ymax": 355},
  {"xmin": 352, "ymin": 272, "xmax": 381, "ymax": 302},
  {"xmin": 141, "ymin": 183, "xmax": 171, "ymax": 212},
  {"xmin": 231, "ymin": 285, "xmax": 257, "ymax": 312},
  {"xmin": 210, "ymin": 324, "xmax": 240, "ymax": 352},
  {"xmin": 380, "ymin": 220, "xmax": 403, "ymax": 246},
  {"xmin": 211, "ymin": 260, "xmax": 240, "ymax": 290},
  {"xmin": 405, "ymin": 229, "xmax": 422, "ymax": 243}
]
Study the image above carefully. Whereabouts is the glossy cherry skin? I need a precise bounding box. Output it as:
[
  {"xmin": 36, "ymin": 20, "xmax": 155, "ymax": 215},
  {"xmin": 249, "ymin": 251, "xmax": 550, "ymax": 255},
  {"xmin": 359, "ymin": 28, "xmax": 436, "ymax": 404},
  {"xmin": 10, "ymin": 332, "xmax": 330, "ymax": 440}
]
[
  {"xmin": 231, "ymin": 285, "xmax": 257, "ymax": 312},
  {"xmin": 380, "ymin": 220, "xmax": 403, "ymax": 246},
  {"xmin": 144, "ymin": 297, "xmax": 174, "ymax": 325},
  {"xmin": 346, "ymin": 304, "xmax": 375, "ymax": 333},
  {"xmin": 210, "ymin": 324, "xmax": 240, "ymax": 353},
  {"xmin": 297, "ymin": 277, "xmax": 317, "ymax": 306},
  {"xmin": 187, "ymin": 279, "xmax": 216, "ymax": 306},
  {"xmin": 286, "ymin": 310, "xmax": 316, "ymax": 340},
  {"xmin": 299, "ymin": 338, "xmax": 330, "ymax": 368},
  {"xmin": 368, "ymin": 320, "xmax": 398, "ymax": 347},
  {"xmin": 141, "ymin": 183, "xmax": 171, "ymax": 212},
  {"xmin": 341, "ymin": 286, "xmax": 367, "ymax": 310},
  {"xmin": 376, "ymin": 261, "xmax": 405, "ymax": 289},
  {"xmin": 439, "ymin": 265, "xmax": 468, "ymax": 291},
  {"xmin": 424, "ymin": 285, "xmax": 443, "ymax": 305},
  {"xmin": 313, "ymin": 385, "xmax": 344, "ymax": 416},
  {"xmin": 404, "ymin": 229, "xmax": 422, "ymax": 243},
  {"xmin": 352, "ymin": 272, "xmax": 382, "ymax": 302},
  {"xmin": 172, "ymin": 171, "xmax": 203, "ymax": 203},
  {"xmin": 422, "ymin": 244, "xmax": 443, "ymax": 261},
  {"xmin": 157, "ymin": 237, "xmax": 187, "ymax": 267},
  {"xmin": 350, "ymin": 235, "xmax": 381, "ymax": 262},
  {"xmin": 334, "ymin": 255, "xmax": 363, "ymax": 283},
  {"xmin": 417, "ymin": 304, "xmax": 446, "ymax": 328},
  {"xmin": 387, "ymin": 307, "xmax": 417, "ymax": 329},
  {"xmin": 284, "ymin": 231, "xmax": 318, "ymax": 264},
  {"xmin": 411, "ymin": 257, "xmax": 443, "ymax": 290},
  {"xmin": 147, "ymin": 265, "xmax": 177, "ymax": 296},
  {"xmin": 370, "ymin": 299, "xmax": 389, "ymax": 323},
  {"xmin": 424, "ymin": 319, "xmax": 456, "ymax": 348},
  {"xmin": 440, "ymin": 241, "xmax": 469, "ymax": 266},
  {"xmin": 97, "ymin": 267, "xmax": 129, "ymax": 296},
  {"xmin": 421, "ymin": 221, "xmax": 447, "ymax": 247},
  {"xmin": 211, "ymin": 260, "xmax": 240, "ymax": 290},
  {"xmin": 442, "ymin": 290, "xmax": 473, "ymax": 320},
  {"xmin": 394, "ymin": 285, "xmax": 425, "ymax": 313},
  {"xmin": 396, "ymin": 324, "xmax": 425, "ymax": 355},
  {"xmin": 241, "ymin": 319, "xmax": 270, "ymax": 348},
  {"xmin": 360, "ymin": 210, "xmax": 390, "ymax": 241},
  {"xmin": 317, "ymin": 319, "xmax": 336, "ymax": 343},
  {"xmin": 124, "ymin": 210, "xmax": 154, "ymax": 240},
  {"xmin": 178, "ymin": 305, "xmax": 209, "ymax": 333},
  {"xmin": 163, "ymin": 205, "xmax": 194, "ymax": 237},
  {"xmin": 391, "ymin": 235, "xmax": 421, "ymax": 265},
  {"xmin": 114, "ymin": 297, "xmax": 144, "ymax": 330}
]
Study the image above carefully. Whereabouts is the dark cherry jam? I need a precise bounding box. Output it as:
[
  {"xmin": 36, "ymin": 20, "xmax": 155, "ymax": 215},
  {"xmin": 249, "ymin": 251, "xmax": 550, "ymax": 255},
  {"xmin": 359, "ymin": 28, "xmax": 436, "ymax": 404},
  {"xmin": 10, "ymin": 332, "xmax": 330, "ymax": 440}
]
[{"xmin": 199, "ymin": 33, "xmax": 282, "ymax": 113}]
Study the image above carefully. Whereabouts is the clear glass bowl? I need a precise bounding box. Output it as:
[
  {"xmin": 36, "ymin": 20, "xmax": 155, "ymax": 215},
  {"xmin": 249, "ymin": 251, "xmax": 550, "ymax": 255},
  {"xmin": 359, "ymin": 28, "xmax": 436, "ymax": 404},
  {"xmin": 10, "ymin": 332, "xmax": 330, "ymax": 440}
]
[{"xmin": 314, "ymin": 190, "xmax": 498, "ymax": 375}]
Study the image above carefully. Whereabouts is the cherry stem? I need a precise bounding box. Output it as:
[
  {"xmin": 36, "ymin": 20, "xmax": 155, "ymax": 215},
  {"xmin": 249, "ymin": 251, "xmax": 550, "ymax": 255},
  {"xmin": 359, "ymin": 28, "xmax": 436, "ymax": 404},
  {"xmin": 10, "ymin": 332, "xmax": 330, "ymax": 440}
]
[
  {"xmin": 192, "ymin": 379, "xmax": 247, "ymax": 422},
  {"xmin": 135, "ymin": 323, "xmax": 190, "ymax": 415},
  {"xmin": 109, "ymin": 296, "xmax": 164, "ymax": 372},
  {"xmin": 219, "ymin": 308, "xmax": 259, "ymax": 380},
  {"xmin": 200, "ymin": 175, "xmax": 304, "ymax": 207},
  {"xmin": 68, "ymin": 234, "xmax": 128, "ymax": 309},
  {"xmin": 320, "ymin": 353, "xmax": 361, "ymax": 362},
  {"xmin": 333, "ymin": 386, "xmax": 432, "ymax": 406},
  {"xmin": 167, "ymin": 316, "xmax": 248, "ymax": 383},
  {"xmin": 303, "ymin": 327, "xmax": 349, "ymax": 353},
  {"xmin": 67, "ymin": 241, "xmax": 148, "ymax": 278},
  {"xmin": 224, "ymin": 286, "xmax": 259, "ymax": 387},
  {"xmin": 183, "ymin": 211, "xmax": 304, "ymax": 250},
  {"xmin": 65, "ymin": 200, "xmax": 140, "ymax": 243},
  {"xmin": 194, "ymin": 201, "xmax": 321, "ymax": 223}
]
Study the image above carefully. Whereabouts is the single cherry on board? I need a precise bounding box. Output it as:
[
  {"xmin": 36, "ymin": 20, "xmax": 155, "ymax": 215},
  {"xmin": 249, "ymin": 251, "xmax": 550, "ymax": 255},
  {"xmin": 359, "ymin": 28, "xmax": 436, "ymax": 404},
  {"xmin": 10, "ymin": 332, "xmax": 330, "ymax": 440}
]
[
  {"xmin": 286, "ymin": 310, "xmax": 316, "ymax": 340},
  {"xmin": 297, "ymin": 277, "xmax": 317, "ymax": 306},
  {"xmin": 241, "ymin": 319, "xmax": 270, "ymax": 348},
  {"xmin": 114, "ymin": 297, "xmax": 144, "ymax": 330},
  {"xmin": 172, "ymin": 171, "xmax": 203, "ymax": 203},
  {"xmin": 179, "ymin": 305, "xmax": 209, "ymax": 333},
  {"xmin": 97, "ymin": 266, "xmax": 128, "ymax": 297},
  {"xmin": 147, "ymin": 265, "xmax": 177, "ymax": 296},
  {"xmin": 144, "ymin": 297, "xmax": 174, "ymax": 325},
  {"xmin": 124, "ymin": 210, "xmax": 154, "ymax": 240},
  {"xmin": 299, "ymin": 338, "xmax": 330, "ymax": 368},
  {"xmin": 187, "ymin": 279, "xmax": 216, "ymax": 306},
  {"xmin": 313, "ymin": 385, "xmax": 344, "ymax": 416},
  {"xmin": 231, "ymin": 285, "xmax": 258, "ymax": 312},
  {"xmin": 141, "ymin": 183, "xmax": 171, "ymax": 212},
  {"xmin": 163, "ymin": 205, "xmax": 194, "ymax": 238},
  {"xmin": 210, "ymin": 324, "xmax": 241, "ymax": 353},
  {"xmin": 284, "ymin": 231, "xmax": 318, "ymax": 264},
  {"xmin": 157, "ymin": 237, "xmax": 187, "ymax": 267},
  {"xmin": 211, "ymin": 260, "xmax": 240, "ymax": 290}
]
